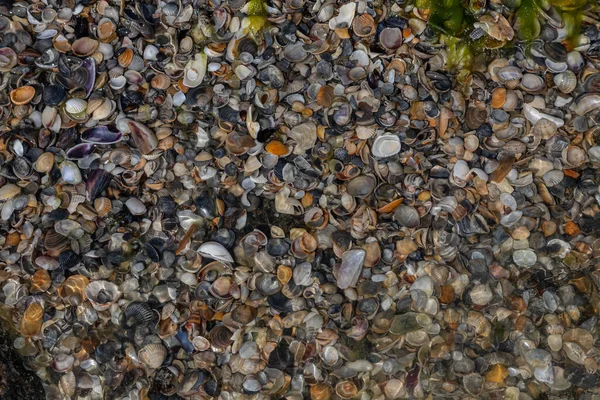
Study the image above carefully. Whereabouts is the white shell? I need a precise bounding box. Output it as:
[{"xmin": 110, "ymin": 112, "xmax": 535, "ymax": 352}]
[
  {"xmin": 60, "ymin": 161, "xmax": 82, "ymax": 184},
  {"xmin": 143, "ymin": 44, "xmax": 159, "ymax": 61},
  {"xmin": 64, "ymin": 98, "xmax": 88, "ymax": 116},
  {"xmin": 197, "ymin": 241, "xmax": 234, "ymax": 263},
  {"xmin": 372, "ymin": 135, "xmax": 401, "ymax": 158},
  {"xmin": 328, "ymin": 2, "xmax": 356, "ymax": 29},
  {"xmin": 85, "ymin": 280, "xmax": 121, "ymax": 311},
  {"xmin": 523, "ymin": 104, "xmax": 565, "ymax": 127},
  {"xmin": 182, "ymin": 53, "xmax": 208, "ymax": 88}
]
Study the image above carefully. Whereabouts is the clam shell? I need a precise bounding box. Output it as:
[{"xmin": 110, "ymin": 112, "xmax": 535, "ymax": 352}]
[
  {"xmin": 554, "ymin": 70, "xmax": 577, "ymax": 94},
  {"xmin": 20, "ymin": 302, "xmax": 43, "ymax": 337},
  {"xmin": 372, "ymin": 134, "xmax": 401, "ymax": 158},
  {"xmin": 10, "ymin": 86, "xmax": 36, "ymax": 105},
  {"xmin": 138, "ymin": 343, "xmax": 167, "ymax": 369},
  {"xmin": 72, "ymin": 37, "xmax": 99, "ymax": 56}
]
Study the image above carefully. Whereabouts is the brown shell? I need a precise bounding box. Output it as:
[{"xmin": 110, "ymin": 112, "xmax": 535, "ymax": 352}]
[
  {"xmin": 209, "ymin": 325, "xmax": 233, "ymax": 349},
  {"xmin": 30, "ymin": 269, "xmax": 51, "ymax": 293},
  {"xmin": 118, "ymin": 48, "xmax": 134, "ymax": 68},
  {"xmin": 71, "ymin": 37, "xmax": 99, "ymax": 56},
  {"xmin": 20, "ymin": 302, "xmax": 43, "ymax": 337},
  {"xmin": 94, "ymin": 197, "xmax": 112, "ymax": 217},
  {"xmin": 58, "ymin": 275, "xmax": 89, "ymax": 305},
  {"xmin": 230, "ymin": 304, "xmax": 257, "ymax": 325},
  {"xmin": 352, "ymin": 14, "xmax": 376, "ymax": 38},
  {"xmin": 10, "ymin": 86, "xmax": 36, "ymax": 105}
]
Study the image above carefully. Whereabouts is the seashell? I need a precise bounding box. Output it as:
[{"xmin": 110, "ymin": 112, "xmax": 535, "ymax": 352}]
[
  {"xmin": 0, "ymin": 47, "xmax": 17, "ymax": 72},
  {"xmin": 30, "ymin": 269, "xmax": 51, "ymax": 293},
  {"xmin": 336, "ymin": 249, "xmax": 365, "ymax": 289},
  {"xmin": 328, "ymin": 2, "xmax": 356, "ymax": 29},
  {"xmin": 554, "ymin": 70, "xmax": 577, "ymax": 94},
  {"xmin": 394, "ymin": 205, "xmax": 420, "ymax": 228},
  {"xmin": 124, "ymin": 120, "xmax": 158, "ymax": 154},
  {"xmin": 197, "ymin": 241, "xmax": 234, "ymax": 263},
  {"xmin": 60, "ymin": 161, "xmax": 82, "ymax": 185},
  {"xmin": 496, "ymin": 66, "xmax": 522, "ymax": 82},
  {"xmin": 125, "ymin": 302, "xmax": 156, "ymax": 327},
  {"xmin": 231, "ymin": 304, "xmax": 257, "ymax": 325},
  {"xmin": 58, "ymin": 275, "xmax": 90, "ymax": 305},
  {"xmin": 209, "ymin": 325, "xmax": 233, "ymax": 349},
  {"xmin": 352, "ymin": 14, "xmax": 376, "ymax": 37},
  {"xmin": 346, "ymin": 175, "xmax": 376, "ymax": 198},
  {"xmin": 562, "ymin": 145, "xmax": 585, "ymax": 168},
  {"xmin": 82, "ymin": 126, "xmax": 123, "ymax": 144},
  {"xmin": 10, "ymin": 86, "xmax": 36, "ymax": 105},
  {"xmin": 379, "ymin": 28, "xmax": 403, "ymax": 50},
  {"xmin": 336, "ymin": 380, "xmax": 358, "ymax": 399},
  {"xmin": 85, "ymin": 280, "xmax": 121, "ymax": 311},
  {"xmin": 72, "ymin": 37, "xmax": 99, "ymax": 56},
  {"xmin": 520, "ymin": 74, "xmax": 545, "ymax": 93},
  {"xmin": 372, "ymin": 134, "xmax": 401, "ymax": 157},
  {"xmin": 20, "ymin": 302, "xmax": 43, "ymax": 337},
  {"xmin": 94, "ymin": 197, "xmax": 112, "ymax": 217},
  {"xmin": 183, "ymin": 53, "xmax": 208, "ymax": 88},
  {"xmin": 66, "ymin": 143, "xmax": 95, "ymax": 159},
  {"xmin": 138, "ymin": 343, "xmax": 167, "ymax": 369},
  {"xmin": 572, "ymin": 94, "xmax": 600, "ymax": 116},
  {"xmin": 64, "ymin": 98, "xmax": 88, "ymax": 119}
]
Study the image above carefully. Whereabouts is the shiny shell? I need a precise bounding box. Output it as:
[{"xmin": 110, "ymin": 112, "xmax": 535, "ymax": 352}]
[{"xmin": 10, "ymin": 86, "xmax": 36, "ymax": 105}]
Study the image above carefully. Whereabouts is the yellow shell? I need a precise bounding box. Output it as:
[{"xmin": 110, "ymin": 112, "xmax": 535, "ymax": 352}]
[
  {"xmin": 20, "ymin": 302, "xmax": 43, "ymax": 337},
  {"xmin": 31, "ymin": 269, "xmax": 51, "ymax": 293},
  {"xmin": 58, "ymin": 275, "xmax": 89, "ymax": 305}
]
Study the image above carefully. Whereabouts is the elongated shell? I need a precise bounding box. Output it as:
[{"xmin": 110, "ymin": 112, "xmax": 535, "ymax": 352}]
[
  {"xmin": 198, "ymin": 241, "xmax": 234, "ymax": 262},
  {"xmin": 183, "ymin": 53, "xmax": 208, "ymax": 88}
]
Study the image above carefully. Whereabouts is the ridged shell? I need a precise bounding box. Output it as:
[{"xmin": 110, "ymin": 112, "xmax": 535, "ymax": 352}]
[
  {"xmin": 554, "ymin": 70, "xmax": 577, "ymax": 94},
  {"xmin": 138, "ymin": 343, "xmax": 167, "ymax": 369},
  {"xmin": 94, "ymin": 197, "xmax": 112, "ymax": 217},
  {"xmin": 352, "ymin": 14, "xmax": 376, "ymax": 37}
]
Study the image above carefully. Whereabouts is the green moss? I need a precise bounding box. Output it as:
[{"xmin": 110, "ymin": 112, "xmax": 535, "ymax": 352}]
[
  {"xmin": 549, "ymin": 0, "xmax": 587, "ymax": 45},
  {"xmin": 417, "ymin": 0, "xmax": 470, "ymax": 36},
  {"xmin": 246, "ymin": 0, "xmax": 268, "ymax": 16},
  {"xmin": 444, "ymin": 35, "xmax": 474, "ymax": 71},
  {"xmin": 243, "ymin": 0, "xmax": 269, "ymax": 34},
  {"xmin": 516, "ymin": 0, "xmax": 539, "ymax": 41}
]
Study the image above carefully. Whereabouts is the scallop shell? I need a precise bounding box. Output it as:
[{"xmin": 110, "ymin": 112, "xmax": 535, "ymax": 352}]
[{"xmin": 352, "ymin": 14, "xmax": 376, "ymax": 37}]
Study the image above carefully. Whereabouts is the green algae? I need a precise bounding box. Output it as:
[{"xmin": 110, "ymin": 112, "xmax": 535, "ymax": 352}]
[
  {"xmin": 516, "ymin": 0, "xmax": 540, "ymax": 41},
  {"xmin": 244, "ymin": 0, "xmax": 269, "ymax": 33},
  {"xmin": 417, "ymin": 0, "xmax": 471, "ymax": 36}
]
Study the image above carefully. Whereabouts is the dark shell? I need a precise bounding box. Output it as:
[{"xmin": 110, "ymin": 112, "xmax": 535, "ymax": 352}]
[
  {"xmin": 86, "ymin": 169, "xmax": 113, "ymax": 201},
  {"xmin": 124, "ymin": 301, "xmax": 156, "ymax": 327},
  {"xmin": 81, "ymin": 126, "xmax": 123, "ymax": 144},
  {"xmin": 42, "ymin": 85, "xmax": 66, "ymax": 106}
]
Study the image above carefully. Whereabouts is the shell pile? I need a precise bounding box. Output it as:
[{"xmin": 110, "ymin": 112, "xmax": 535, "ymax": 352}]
[{"xmin": 1, "ymin": 0, "xmax": 600, "ymax": 398}]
